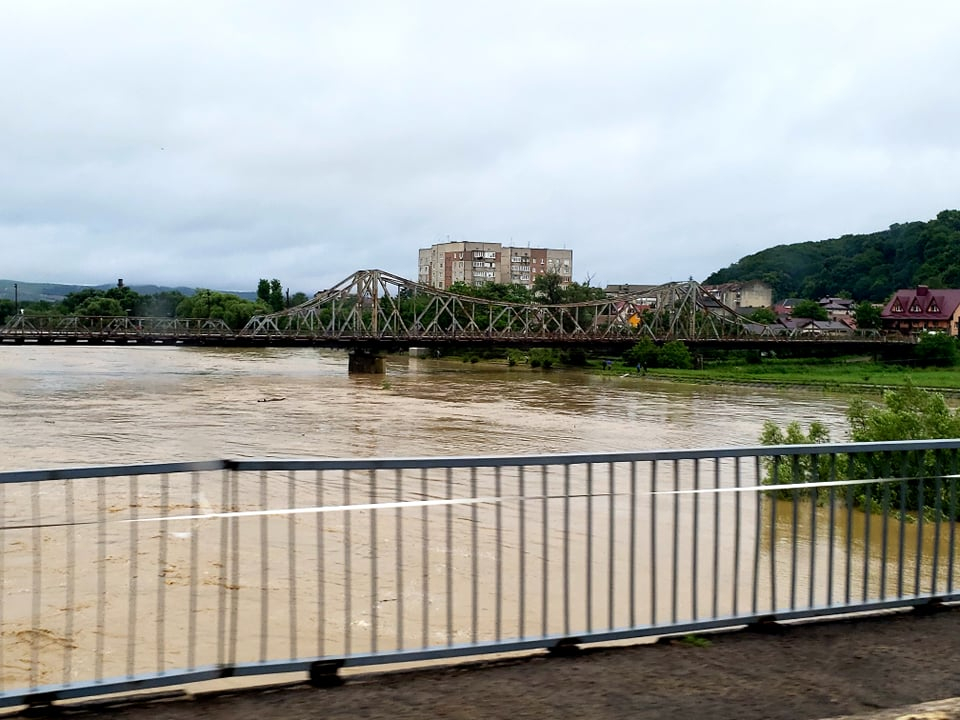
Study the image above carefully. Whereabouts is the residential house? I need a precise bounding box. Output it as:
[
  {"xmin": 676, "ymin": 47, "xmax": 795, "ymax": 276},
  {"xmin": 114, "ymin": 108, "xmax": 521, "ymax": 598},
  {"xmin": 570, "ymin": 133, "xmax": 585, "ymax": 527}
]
[
  {"xmin": 881, "ymin": 286, "xmax": 960, "ymax": 336},
  {"xmin": 818, "ymin": 297, "xmax": 856, "ymax": 320},
  {"xmin": 701, "ymin": 280, "xmax": 773, "ymax": 312},
  {"xmin": 774, "ymin": 297, "xmax": 805, "ymax": 317}
]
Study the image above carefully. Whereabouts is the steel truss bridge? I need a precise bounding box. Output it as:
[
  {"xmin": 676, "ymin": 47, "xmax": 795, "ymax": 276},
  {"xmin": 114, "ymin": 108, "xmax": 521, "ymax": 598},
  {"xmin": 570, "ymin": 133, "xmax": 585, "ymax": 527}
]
[{"xmin": 0, "ymin": 269, "xmax": 906, "ymax": 354}]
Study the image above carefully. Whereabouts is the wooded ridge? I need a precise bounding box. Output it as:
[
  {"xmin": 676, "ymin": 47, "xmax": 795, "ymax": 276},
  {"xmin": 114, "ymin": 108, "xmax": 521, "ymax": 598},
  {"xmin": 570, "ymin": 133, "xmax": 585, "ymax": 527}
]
[{"xmin": 705, "ymin": 209, "xmax": 960, "ymax": 302}]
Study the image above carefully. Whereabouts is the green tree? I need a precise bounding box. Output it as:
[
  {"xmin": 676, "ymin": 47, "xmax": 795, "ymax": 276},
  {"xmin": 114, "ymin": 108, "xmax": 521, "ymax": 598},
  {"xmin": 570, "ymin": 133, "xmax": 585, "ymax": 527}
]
[
  {"xmin": 137, "ymin": 290, "xmax": 185, "ymax": 317},
  {"xmin": 105, "ymin": 285, "xmax": 143, "ymax": 315},
  {"xmin": 0, "ymin": 298, "xmax": 16, "ymax": 325},
  {"xmin": 256, "ymin": 279, "xmax": 271, "ymax": 305},
  {"xmin": 60, "ymin": 288, "xmax": 106, "ymax": 314},
  {"xmin": 658, "ymin": 340, "xmax": 693, "ymax": 369},
  {"xmin": 848, "ymin": 381, "xmax": 960, "ymax": 441},
  {"xmin": 758, "ymin": 420, "xmax": 832, "ymax": 498},
  {"xmin": 623, "ymin": 337, "xmax": 659, "ymax": 369},
  {"xmin": 268, "ymin": 279, "xmax": 284, "ymax": 311},
  {"xmin": 914, "ymin": 332, "xmax": 960, "ymax": 367},
  {"xmin": 76, "ymin": 296, "xmax": 125, "ymax": 316},
  {"xmin": 853, "ymin": 301, "xmax": 881, "ymax": 330},
  {"xmin": 290, "ymin": 292, "xmax": 309, "ymax": 306},
  {"xmin": 761, "ymin": 383, "xmax": 960, "ymax": 516},
  {"xmin": 791, "ymin": 299, "xmax": 828, "ymax": 320},
  {"xmin": 750, "ymin": 307, "xmax": 777, "ymax": 324},
  {"xmin": 532, "ymin": 272, "xmax": 565, "ymax": 304}
]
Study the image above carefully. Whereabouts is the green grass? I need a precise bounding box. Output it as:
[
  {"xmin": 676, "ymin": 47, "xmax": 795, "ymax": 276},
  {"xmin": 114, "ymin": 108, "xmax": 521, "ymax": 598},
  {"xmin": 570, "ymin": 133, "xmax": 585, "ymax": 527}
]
[
  {"xmin": 677, "ymin": 634, "xmax": 712, "ymax": 648},
  {"xmin": 636, "ymin": 359, "xmax": 960, "ymax": 392}
]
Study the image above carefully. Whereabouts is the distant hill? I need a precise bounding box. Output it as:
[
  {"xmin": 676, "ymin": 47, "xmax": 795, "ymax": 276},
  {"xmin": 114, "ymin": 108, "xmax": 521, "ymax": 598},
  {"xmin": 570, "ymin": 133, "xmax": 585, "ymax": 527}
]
[
  {"xmin": 0, "ymin": 280, "xmax": 257, "ymax": 303},
  {"xmin": 705, "ymin": 209, "xmax": 960, "ymax": 302}
]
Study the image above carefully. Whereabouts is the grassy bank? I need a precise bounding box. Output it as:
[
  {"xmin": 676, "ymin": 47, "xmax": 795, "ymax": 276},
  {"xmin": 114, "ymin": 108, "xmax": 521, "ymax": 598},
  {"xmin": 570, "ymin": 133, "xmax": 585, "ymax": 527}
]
[{"xmin": 598, "ymin": 356, "xmax": 960, "ymax": 392}]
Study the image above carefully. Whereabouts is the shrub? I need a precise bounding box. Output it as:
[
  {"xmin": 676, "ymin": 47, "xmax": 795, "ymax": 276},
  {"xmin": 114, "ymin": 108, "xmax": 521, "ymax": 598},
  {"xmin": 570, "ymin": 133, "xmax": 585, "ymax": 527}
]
[
  {"xmin": 623, "ymin": 337, "xmax": 659, "ymax": 369},
  {"xmin": 658, "ymin": 341, "xmax": 693, "ymax": 369},
  {"xmin": 761, "ymin": 382, "xmax": 960, "ymax": 518},
  {"xmin": 529, "ymin": 348, "xmax": 559, "ymax": 370},
  {"xmin": 914, "ymin": 332, "xmax": 959, "ymax": 367}
]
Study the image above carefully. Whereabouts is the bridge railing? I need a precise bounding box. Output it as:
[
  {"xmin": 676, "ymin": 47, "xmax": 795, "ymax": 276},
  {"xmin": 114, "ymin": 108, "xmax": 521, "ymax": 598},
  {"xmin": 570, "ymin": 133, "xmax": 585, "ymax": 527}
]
[
  {"xmin": 0, "ymin": 315, "xmax": 234, "ymax": 338},
  {"xmin": 2, "ymin": 440, "xmax": 959, "ymax": 707}
]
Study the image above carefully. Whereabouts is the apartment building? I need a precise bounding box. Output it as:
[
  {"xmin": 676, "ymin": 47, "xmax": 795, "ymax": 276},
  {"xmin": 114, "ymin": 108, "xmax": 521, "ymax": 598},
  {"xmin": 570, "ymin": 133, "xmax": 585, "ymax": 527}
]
[{"xmin": 418, "ymin": 242, "xmax": 573, "ymax": 290}]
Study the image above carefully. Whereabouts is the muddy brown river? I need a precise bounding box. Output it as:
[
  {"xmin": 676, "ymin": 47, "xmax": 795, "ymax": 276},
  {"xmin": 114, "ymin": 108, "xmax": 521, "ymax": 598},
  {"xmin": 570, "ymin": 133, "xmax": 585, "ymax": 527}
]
[
  {"xmin": 0, "ymin": 345, "xmax": 852, "ymax": 468},
  {"xmin": 0, "ymin": 346, "xmax": 948, "ymax": 694}
]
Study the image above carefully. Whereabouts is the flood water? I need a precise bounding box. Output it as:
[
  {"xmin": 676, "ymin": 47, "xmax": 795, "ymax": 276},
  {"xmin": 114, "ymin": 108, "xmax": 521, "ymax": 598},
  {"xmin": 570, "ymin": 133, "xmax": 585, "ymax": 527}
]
[
  {"xmin": 2, "ymin": 346, "xmax": 951, "ymax": 691},
  {"xmin": 0, "ymin": 345, "xmax": 853, "ymax": 469}
]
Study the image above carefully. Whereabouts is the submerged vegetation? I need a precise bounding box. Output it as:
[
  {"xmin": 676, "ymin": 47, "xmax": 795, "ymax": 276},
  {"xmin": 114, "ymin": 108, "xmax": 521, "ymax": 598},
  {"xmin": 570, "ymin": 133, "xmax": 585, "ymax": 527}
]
[{"xmin": 759, "ymin": 383, "xmax": 960, "ymax": 520}]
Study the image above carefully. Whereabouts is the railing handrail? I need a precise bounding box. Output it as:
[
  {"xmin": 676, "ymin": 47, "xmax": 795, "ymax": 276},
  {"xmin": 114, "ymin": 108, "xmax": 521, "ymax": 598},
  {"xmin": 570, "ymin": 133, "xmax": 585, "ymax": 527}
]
[
  {"xmin": 4, "ymin": 437, "xmax": 960, "ymax": 482},
  {"xmin": 3, "ymin": 439, "xmax": 960, "ymax": 709}
]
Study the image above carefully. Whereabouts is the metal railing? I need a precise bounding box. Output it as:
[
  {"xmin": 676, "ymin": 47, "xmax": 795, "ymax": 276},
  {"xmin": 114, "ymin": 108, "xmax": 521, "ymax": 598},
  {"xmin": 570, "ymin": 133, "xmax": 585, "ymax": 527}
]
[{"xmin": 2, "ymin": 440, "xmax": 959, "ymax": 707}]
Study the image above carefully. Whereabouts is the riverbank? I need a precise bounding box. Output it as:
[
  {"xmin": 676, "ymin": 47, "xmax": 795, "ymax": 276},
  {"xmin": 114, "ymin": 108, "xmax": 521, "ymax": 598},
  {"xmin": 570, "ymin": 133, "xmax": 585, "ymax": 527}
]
[
  {"xmin": 582, "ymin": 355, "xmax": 960, "ymax": 394},
  {"xmin": 58, "ymin": 607, "xmax": 960, "ymax": 720}
]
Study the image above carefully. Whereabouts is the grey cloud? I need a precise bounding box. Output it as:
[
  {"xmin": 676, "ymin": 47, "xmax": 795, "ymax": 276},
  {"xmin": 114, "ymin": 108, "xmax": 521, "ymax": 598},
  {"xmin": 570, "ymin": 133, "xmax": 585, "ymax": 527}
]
[{"xmin": 2, "ymin": 0, "xmax": 959, "ymax": 294}]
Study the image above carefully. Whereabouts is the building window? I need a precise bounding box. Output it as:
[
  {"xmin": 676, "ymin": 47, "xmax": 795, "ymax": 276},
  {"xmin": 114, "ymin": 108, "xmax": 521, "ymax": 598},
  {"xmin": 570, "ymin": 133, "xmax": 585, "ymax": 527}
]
[
  {"xmin": 891, "ymin": 300, "xmax": 903, "ymax": 313},
  {"xmin": 910, "ymin": 300, "xmax": 922, "ymax": 313}
]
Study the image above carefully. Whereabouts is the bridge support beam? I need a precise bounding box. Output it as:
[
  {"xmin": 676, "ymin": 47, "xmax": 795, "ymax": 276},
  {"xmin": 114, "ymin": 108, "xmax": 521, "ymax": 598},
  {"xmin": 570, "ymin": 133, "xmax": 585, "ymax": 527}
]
[{"xmin": 348, "ymin": 350, "xmax": 386, "ymax": 374}]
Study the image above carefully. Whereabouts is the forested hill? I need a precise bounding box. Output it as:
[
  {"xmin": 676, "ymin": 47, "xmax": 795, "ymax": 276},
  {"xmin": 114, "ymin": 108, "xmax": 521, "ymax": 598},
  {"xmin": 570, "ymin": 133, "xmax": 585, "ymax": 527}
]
[{"xmin": 704, "ymin": 209, "xmax": 960, "ymax": 302}]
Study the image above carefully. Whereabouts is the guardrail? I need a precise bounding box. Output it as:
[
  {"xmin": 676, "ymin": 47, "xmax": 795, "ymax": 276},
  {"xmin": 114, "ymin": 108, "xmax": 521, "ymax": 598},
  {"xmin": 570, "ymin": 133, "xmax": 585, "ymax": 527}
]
[{"xmin": 2, "ymin": 441, "xmax": 959, "ymax": 708}]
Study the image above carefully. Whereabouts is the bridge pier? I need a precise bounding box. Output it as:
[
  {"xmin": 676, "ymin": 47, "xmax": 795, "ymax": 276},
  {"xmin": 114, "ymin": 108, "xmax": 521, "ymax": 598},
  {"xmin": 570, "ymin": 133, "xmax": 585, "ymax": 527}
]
[{"xmin": 348, "ymin": 350, "xmax": 386, "ymax": 374}]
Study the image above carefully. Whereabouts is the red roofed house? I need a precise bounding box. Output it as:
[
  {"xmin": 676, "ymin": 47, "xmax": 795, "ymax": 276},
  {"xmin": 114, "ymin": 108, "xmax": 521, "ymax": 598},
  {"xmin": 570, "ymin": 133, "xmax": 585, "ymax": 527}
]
[{"xmin": 881, "ymin": 285, "xmax": 960, "ymax": 336}]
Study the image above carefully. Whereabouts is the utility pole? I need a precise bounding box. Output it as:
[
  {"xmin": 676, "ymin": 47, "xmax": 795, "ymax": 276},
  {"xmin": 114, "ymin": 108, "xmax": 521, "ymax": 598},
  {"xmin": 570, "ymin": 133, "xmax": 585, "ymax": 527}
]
[{"xmin": 13, "ymin": 283, "xmax": 18, "ymax": 314}]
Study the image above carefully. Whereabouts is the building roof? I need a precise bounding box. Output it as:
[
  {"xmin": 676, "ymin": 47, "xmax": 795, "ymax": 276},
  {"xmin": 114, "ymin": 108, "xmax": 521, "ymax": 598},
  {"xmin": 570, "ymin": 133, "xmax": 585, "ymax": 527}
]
[
  {"xmin": 775, "ymin": 298, "xmax": 805, "ymax": 310},
  {"xmin": 819, "ymin": 297, "xmax": 855, "ymax": 309},
  {"xmin": 604, "ymin": 283, "xmax": 661, "ymax": 296},
  {"xmin": 881, "ymin": 286, "xmax": 960, "ymax": 320}
]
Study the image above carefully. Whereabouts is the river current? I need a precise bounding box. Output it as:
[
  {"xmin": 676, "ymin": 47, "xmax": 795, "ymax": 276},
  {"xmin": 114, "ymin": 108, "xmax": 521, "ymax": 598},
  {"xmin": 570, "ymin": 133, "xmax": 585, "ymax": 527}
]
[{"xmin": 0, "ymin": 345, "xmax": 854, "ymax": 470}]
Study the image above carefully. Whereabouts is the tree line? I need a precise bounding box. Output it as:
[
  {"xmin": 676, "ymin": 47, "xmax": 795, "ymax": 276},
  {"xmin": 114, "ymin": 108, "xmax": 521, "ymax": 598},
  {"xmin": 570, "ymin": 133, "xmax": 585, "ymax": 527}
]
[
  {"xmin": 706, "ymin": 209, "xmax": 960, "ymax": 302},
  {"xmin": 0, "ymin": 279, "xmax": 310, "ymax": 330}
]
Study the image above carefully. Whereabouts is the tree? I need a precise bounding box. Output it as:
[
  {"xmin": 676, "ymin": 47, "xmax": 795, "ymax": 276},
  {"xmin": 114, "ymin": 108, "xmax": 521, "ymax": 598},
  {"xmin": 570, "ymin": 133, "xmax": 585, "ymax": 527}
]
[
  {"xmin": 750, "ymin": 307, "xmax": 777, "ymax": 324},
  {"xmin": 761, "ymin": 383, "xmax": 960, "ymax": 516},
  {"xmin": 853, "ymin": 301, "xmax": 881, "ymax": 330},
  {"xmin": 914, "ymin": 332, "xmax": 960, "ymax": 367},
  {"xmin": 532, "ymin": 272, "xmax": 564, "ymax": 304},
  {"xmin": 623, "ymin": 337, "xmax": 659, "ymax": 369},
  {"xmin": 290, "ymin": 292, "xmax": 309, "ymax": 306},
  {"xmin": 657, "ymin": 340, "xmax": 693, "ymax": 369},
  {"xmin": 848, "ymin": 381, "xmax": 960, "ymax": 442},
  {"xmin": 137, "ymin": 290, "xmax": 185, "ymax": 318},
  {"xmin": 268, "ymin": 279, "xmax": 284, "ymax": 311},
  {"xmin": 176, "ymin": 290, "xmax": 268, "ymax": 330},
  {"xmin": 758, "ymin": 419, "xmax": 832, "ymax": 498},
  {"xmin": 76, "ymin": 296, "xmax": 125, "ymax": 316},
  {"xmin": 791, "ymin": 299, "xmax": 828, "ymax": 321},
  {"xmin": 256, "ymin": 279, "xmax": 271, "ymax": 305}
]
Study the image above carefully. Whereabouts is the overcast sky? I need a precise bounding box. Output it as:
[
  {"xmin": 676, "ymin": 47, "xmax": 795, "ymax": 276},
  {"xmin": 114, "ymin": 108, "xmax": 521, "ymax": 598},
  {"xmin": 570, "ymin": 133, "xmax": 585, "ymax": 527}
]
[{"xmin": 2, "ymin": 1, "xmax": 958, "ymax": 294}]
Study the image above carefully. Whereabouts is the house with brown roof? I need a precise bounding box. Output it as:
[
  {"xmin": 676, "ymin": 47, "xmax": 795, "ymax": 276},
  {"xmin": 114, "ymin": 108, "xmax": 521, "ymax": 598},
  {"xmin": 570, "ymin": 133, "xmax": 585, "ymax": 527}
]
[{"xmin": 881, "ymin": 285, "xmax": 960, "ymax": 336}]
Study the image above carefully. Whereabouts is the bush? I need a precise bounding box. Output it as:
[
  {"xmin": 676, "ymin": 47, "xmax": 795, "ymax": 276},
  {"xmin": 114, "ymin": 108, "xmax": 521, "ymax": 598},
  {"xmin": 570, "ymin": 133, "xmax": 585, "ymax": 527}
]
[
  {"xmin": 914, "ymin": 332, "xmax": 959, "ymax": 367},
  {"xmin": 761, "ymin": 382, "xmax": 960, "ymax": 518},
  {"xmin": 561, "ymin": 348, "xmax": 588, "ymax": 366},
  {"xmin": 658, "ymin": 341, "xmax": 693, "ymax": 369},
  {"xmin": 759, "ymin": 420, "xmax": 833, "ymax": 499},
  {"xmin": 529, "ymin": 348, "xmax": 559, "ymax": 370},
  {"xmin": 623, "ymin": 337, "xmax": 659, "ymax": 369},
  {"xmin": 506, "ymin": 349, "xmax": 526, "ymax": 367}
]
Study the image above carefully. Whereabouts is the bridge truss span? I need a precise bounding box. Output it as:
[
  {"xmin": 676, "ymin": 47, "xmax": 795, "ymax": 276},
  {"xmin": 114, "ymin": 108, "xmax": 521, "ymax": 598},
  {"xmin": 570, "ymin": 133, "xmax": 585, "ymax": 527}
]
[{"xmin": 239, "ymin": 269, "xmax": 757, "ymax": 345}]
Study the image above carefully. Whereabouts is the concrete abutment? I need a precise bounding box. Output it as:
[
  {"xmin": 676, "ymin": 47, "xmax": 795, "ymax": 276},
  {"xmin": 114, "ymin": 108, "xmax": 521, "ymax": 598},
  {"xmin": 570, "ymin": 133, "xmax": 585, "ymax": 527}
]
[{"xmin": 348, "ymin": 351, "xmax": 386, "ymax": 374}]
